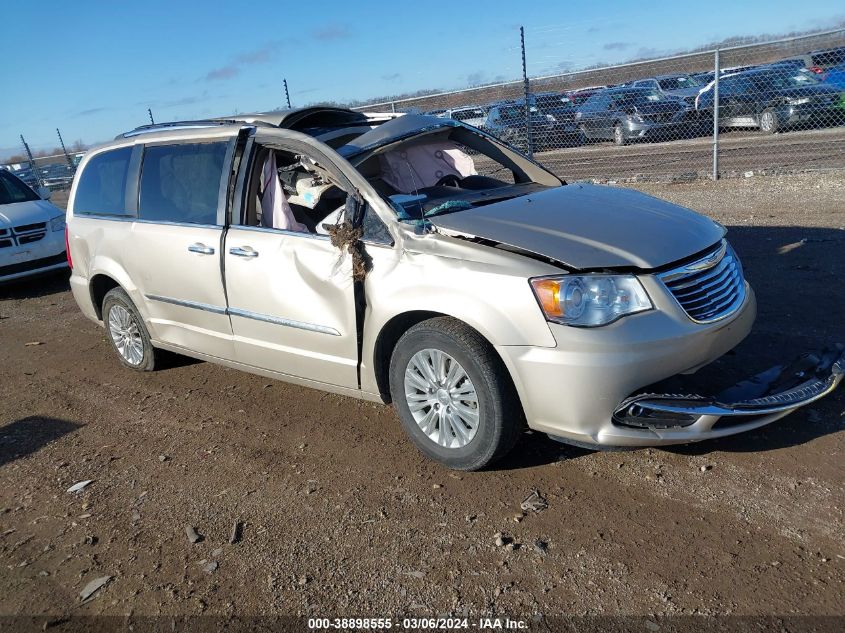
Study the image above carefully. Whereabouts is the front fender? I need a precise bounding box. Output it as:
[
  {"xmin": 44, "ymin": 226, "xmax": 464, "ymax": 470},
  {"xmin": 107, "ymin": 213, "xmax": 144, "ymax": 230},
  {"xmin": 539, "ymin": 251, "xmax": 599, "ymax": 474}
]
[{"xmin": 358, "ymin": 232, "xmax": 560, "ymax": 395}]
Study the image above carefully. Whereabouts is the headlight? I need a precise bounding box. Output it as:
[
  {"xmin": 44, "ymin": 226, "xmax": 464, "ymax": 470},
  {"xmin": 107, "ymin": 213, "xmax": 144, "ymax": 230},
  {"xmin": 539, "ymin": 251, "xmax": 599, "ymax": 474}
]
[
  {"xmin": 785, "ymin": 97, "xmax": 810, "ymax": 105},
  {"xmin": 530, "ymin": 275, "xmax": 652, "ymax": 327},
  {"xmin": 50, "ymin": 215, "xmax": 66, "ymax": 232}
]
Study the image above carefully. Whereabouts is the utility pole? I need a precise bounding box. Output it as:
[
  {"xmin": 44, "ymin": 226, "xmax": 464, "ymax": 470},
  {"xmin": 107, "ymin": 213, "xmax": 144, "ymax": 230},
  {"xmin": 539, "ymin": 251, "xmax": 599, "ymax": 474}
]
[
  {"xmin": 20, "ymin": 134, "xmax": 43, "ymax": 187},
  {"xmin": 520, "ymin": 26, "xmax": 534, "ymax": 159},
  {"xmin": 57, "ymin": 128, "xmax": 74, "ymax": 171},
  {"xmin": 283, "ymin": 79, "xmax": 291, "ymax": 109},
  {"xmin": 148, "ymin": 108, "xmax": 155, "ymax": 125}
]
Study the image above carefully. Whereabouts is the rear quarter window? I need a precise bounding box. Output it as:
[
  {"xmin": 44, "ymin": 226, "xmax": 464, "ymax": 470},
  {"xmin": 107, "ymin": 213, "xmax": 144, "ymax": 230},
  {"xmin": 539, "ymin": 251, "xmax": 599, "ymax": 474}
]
[
  {"xmin": 73, "ymin": 147, "xmax": 133, "ymax": 215},
  {"xmin": 138, "ymin": 142, "xmax": 228, "ymax": 225}
]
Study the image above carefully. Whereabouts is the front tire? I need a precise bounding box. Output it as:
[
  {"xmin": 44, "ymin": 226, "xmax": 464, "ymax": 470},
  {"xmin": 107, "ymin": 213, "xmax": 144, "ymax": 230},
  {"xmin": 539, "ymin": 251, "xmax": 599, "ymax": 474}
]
[
  {"xmin": 389, "ymin": 317, "xmax": 522, "ymax": 470},
  {"xmin": 760, "ymin": 108, "xmax": 779, "ymax": 134},
  {"xmin": 614, "ymin": 123, "xmax": 628, "ymax": 146},
  {"xmin": 102, "ymin": 287, "xmax": 158, "ymax": 371}
]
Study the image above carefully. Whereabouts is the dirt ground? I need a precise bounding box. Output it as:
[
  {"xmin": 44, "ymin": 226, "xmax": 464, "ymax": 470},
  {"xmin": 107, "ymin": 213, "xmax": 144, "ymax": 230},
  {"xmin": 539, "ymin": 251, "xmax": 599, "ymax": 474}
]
[{"xmin": 1, "ymin": 173, "xmax": 843, "ymax": 628}]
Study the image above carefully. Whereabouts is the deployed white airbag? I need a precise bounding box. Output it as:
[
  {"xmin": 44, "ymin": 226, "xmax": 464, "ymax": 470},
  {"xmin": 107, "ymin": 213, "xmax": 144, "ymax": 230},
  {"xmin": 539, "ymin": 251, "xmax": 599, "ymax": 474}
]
[{"xmin": 378, "ymin": 141, "xmax": 476, "ymax": 194}]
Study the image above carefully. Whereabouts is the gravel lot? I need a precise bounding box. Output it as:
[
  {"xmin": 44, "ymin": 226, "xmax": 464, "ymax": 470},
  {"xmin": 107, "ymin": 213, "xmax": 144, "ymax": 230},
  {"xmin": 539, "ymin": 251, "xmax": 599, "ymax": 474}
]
[{"xmin": 1, "ymin": 172, "xmax": 843, "ymax": 628}]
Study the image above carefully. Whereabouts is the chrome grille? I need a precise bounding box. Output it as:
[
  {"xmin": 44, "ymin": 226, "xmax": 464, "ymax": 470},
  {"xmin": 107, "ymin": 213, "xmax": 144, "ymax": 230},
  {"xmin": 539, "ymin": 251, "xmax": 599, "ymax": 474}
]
[
  {"xmin": 659, "ymin": 241, "xmax": 746, "ymax": 323},
  {"xmin": 0, "ymin": 222, "xmax": 47, "ymax": 249}
]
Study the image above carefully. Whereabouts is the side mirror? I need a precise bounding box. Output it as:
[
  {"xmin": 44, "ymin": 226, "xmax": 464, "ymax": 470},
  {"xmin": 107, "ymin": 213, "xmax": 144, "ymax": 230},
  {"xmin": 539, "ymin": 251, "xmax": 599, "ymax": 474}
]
[{"xmin": 38, "ymin": 186, "xmax": 52, "ymax": 200}]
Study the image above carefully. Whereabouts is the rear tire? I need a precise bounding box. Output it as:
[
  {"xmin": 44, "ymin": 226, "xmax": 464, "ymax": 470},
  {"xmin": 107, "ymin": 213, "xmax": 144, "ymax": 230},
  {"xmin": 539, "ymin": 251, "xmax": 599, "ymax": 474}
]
[
  {"xmin": 760, "ymin": 108, "xmax": 779, "ymax": 134},
  {"xmin": 389, "ymin": 317, "xmax": 522, "ymax": 471},
  {"xmin": 102, "ymin": 287, "xmax": 158, "ymax": 371}
]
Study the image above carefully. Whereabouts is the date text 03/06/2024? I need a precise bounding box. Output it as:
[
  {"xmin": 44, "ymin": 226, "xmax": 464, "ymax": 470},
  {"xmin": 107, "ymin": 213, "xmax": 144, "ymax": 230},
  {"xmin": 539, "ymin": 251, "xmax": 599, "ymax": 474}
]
[{"xmin": 307, "ymin": 617, "xmax": 529, "ymax": 629}]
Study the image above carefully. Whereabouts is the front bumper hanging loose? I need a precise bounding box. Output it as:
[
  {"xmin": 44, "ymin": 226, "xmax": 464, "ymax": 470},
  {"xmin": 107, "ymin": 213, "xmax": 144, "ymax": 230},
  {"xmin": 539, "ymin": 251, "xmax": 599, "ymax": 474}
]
[{"xmin": 613, "ymin": 345, "xmax": 845, "ymax": 432}]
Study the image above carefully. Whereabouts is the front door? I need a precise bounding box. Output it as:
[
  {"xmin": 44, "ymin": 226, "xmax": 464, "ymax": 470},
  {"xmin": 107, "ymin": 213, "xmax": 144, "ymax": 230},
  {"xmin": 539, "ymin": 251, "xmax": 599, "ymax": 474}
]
[
  {"xmin": 223, "ymin": 225, "xmax": 359, "ymax": 388},
  {"xmin": 123, "ymin": 138, "xmax": 236, "ymax": 359}
]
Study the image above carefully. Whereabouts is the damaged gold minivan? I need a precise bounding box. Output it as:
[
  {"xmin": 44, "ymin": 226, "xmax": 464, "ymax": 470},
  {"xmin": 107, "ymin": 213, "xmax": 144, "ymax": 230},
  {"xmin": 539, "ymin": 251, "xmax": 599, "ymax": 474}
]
[{"xmin": 66, "ymin": 107, "xmax": 844, "ymax": 470}]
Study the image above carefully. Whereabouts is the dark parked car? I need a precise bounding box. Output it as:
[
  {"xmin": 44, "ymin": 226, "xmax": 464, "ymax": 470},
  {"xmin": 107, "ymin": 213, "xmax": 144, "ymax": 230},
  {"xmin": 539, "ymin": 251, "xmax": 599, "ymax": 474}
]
[
  {"xmin": 629, "ymin": 73, "xmax": 705, "ymax": 108},
  {"xmin": 575, "ymin": 87, "xmax": 690, "ymax": 145},
  {"xmin": 809, "ymin": 46, "xmax": 845, "ymax": 71},
  {"xmin": 696, "ymin": 65, "xmax": 842, "ymax": 133},
  {"xmin": 532, "ymin": 93, "xmax": 583, "ymax": 145},
  {"xmin": 564, "ymin": 86, "xmax": 606, "ymax": 106},
  {"xmin": 39, "ymin": 163, "xmax": 75, "ymax": 189},
  {"xmin": 690, "ymin": 64, "xmax": 761, "ymax": 86},
  {"xmin": 482, "ymin": 101, "xmax": 564, "ymax": 151}
]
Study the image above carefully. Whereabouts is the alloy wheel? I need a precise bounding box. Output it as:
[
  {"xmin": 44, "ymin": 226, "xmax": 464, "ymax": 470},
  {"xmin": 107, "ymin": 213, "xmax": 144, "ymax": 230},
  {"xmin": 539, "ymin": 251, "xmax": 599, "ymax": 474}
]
[
  {"xmin": 615, "ymin": 125, "xmax": 624, "ymax": 145},
  {"xmin": 403, "ymin": 349, "xmax": 480, "ymax": 449},
  {"xmin": 108, "ymin": 305, "xmax": 144, "ymax": 366},
  {"xmin": 761, "ymin": 111, "xmax": 775, "ymax": 132}
]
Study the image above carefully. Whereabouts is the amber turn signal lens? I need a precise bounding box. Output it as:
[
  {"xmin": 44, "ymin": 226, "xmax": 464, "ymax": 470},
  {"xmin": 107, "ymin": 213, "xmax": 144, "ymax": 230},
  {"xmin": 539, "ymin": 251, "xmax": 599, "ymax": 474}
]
[{"xmin": 530, "ymin": 278, "xmax": 563, "ymax": 318}]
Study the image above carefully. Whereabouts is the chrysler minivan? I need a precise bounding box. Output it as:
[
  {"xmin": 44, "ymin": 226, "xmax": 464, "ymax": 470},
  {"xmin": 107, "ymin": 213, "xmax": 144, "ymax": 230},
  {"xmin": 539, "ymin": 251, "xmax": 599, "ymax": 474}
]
[{"xmin": 66, "ymin": 107, "xmax": 843, "ymax": 470}]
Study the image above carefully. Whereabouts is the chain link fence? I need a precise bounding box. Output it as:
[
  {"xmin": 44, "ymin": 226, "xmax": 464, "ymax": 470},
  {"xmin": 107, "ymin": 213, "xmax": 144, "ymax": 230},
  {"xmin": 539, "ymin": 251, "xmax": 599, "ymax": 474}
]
[
  {"xmin": 4, "ymin": 30, "xmax": 843, "ymax": 189},
  {"xmin": 354, "ymin": 29, "xmax": 845, "ymax": 183},
  {"xmin": 2, "ymin": 150, "xmax": 81, "ymax": 192}
]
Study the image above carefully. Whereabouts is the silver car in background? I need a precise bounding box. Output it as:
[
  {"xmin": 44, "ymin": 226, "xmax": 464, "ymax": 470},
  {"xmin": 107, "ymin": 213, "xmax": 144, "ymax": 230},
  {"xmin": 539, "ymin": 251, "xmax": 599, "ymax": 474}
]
[{"xmin": 66, "ymin": 108, "xmax": 844, "ymax": 470}]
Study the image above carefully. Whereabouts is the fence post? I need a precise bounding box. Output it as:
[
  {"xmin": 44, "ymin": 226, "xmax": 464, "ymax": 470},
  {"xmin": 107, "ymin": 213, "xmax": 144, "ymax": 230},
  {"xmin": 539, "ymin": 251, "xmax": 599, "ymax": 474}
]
[
  {"xmin": 712, "ymin": 49, "xmax": 720, "ymax": 181},
  {"xmin": 20, "ymin": 134, "xmax": 43, "ymax": 188},
  {"xmin": 391, "ymin": 101, "xmax": 396, "ymax": 113},
  {"xmin": 57, "ymin": 128, "xmax": 74, "ymax": 171},
  {"xmin": 520, "ymin": 26, "xmax": 533, "ymax": 159}
]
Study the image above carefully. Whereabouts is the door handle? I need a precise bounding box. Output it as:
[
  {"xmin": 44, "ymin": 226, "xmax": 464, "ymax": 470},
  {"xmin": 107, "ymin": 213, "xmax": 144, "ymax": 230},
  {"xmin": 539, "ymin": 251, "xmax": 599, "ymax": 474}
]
[
  {"xmin": 229, "ymin": 246, "xmax": 259, "ymax": 258},
  {"xmin": 188, "ymin": 243, "xmax": 215, "ymax": 255}
]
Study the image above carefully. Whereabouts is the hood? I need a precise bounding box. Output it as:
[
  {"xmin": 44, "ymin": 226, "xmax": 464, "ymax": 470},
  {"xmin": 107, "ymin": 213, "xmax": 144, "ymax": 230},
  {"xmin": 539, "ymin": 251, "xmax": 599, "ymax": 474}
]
[
  {"xmin": 631, "ymin": 100, "xmax": 683, "ymax": 115},
  {"xmin": 0, "ymin": 199, "xmax": 62, "ymax": 227},
  {"xmin": 428, "ymin": 184, "xmax": 725, "ymax": 270},
  {"xmin": 775, "ymin": 84, "xmax": 841, "ymax": 99}
]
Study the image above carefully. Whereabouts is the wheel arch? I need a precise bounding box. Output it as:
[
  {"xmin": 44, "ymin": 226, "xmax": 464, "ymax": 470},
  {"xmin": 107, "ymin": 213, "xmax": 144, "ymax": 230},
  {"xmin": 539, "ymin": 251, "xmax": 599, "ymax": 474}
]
[
  {"xmin": 89, "ymin": 273, "xmax": 122, "ymax": 321},
  {"xmin": 373, "ymin": 310, "xmax": 444, "ymax": 402},
  {"xmin": 371, "ymin": 311, "xmax": 527, "ymax": 423}
]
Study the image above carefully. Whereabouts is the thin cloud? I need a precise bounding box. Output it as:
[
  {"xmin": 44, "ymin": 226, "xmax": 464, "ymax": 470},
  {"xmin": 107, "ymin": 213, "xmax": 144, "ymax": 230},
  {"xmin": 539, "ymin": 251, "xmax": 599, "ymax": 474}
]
[
  {"xmin": 75, "ymin": 107, "xmax": 109, "ymax": 117},
  {"xmin": 382, "ymin": 73, "xmax": 401, "ymax": 81},
  {"xmin": 204, "ymin": 43, "xmax": 279, "ymax": 82},
  {"xmin": 635, "ymin": 46, "xmax": 662, "ymax": 58},
  {"xmin": 206, "ymin": 66, "xmax": 239, "ymax": 81},
  {"xmin": 313, "ymin": 23, "xmax": 352, "ymax": 40},
  {"xmin": 603, "ymin": 42, "xmax": 632, "ymax": 51},
  {"xmin": 139, "ymin": 95, "xmax": 206, "ymax": 109}
]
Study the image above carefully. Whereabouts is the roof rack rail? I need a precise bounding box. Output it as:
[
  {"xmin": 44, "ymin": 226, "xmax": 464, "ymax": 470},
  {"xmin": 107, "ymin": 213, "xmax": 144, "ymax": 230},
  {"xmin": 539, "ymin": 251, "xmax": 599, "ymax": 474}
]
[{"xmin": 117, "ymin": 119, "xmax": 273, "ymax": 139}]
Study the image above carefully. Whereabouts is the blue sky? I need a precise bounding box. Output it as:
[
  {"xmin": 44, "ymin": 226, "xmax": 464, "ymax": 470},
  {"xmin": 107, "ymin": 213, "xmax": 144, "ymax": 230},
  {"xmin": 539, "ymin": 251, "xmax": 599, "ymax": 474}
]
[{"xmin": 1, "ymin": 0, "xmax": 843, "ymax": 157}]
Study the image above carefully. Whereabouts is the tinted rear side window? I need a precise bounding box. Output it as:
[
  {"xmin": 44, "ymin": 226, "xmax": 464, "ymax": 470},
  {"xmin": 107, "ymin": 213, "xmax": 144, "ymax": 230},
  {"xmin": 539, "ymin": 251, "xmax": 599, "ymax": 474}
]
[
  {"xmin": 73, "ymin": 147, "xmax": 132, "ymax": 215},
  {"xmin": 139, "ymin": 142, "xmax": 228, "ymax": 225}
]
